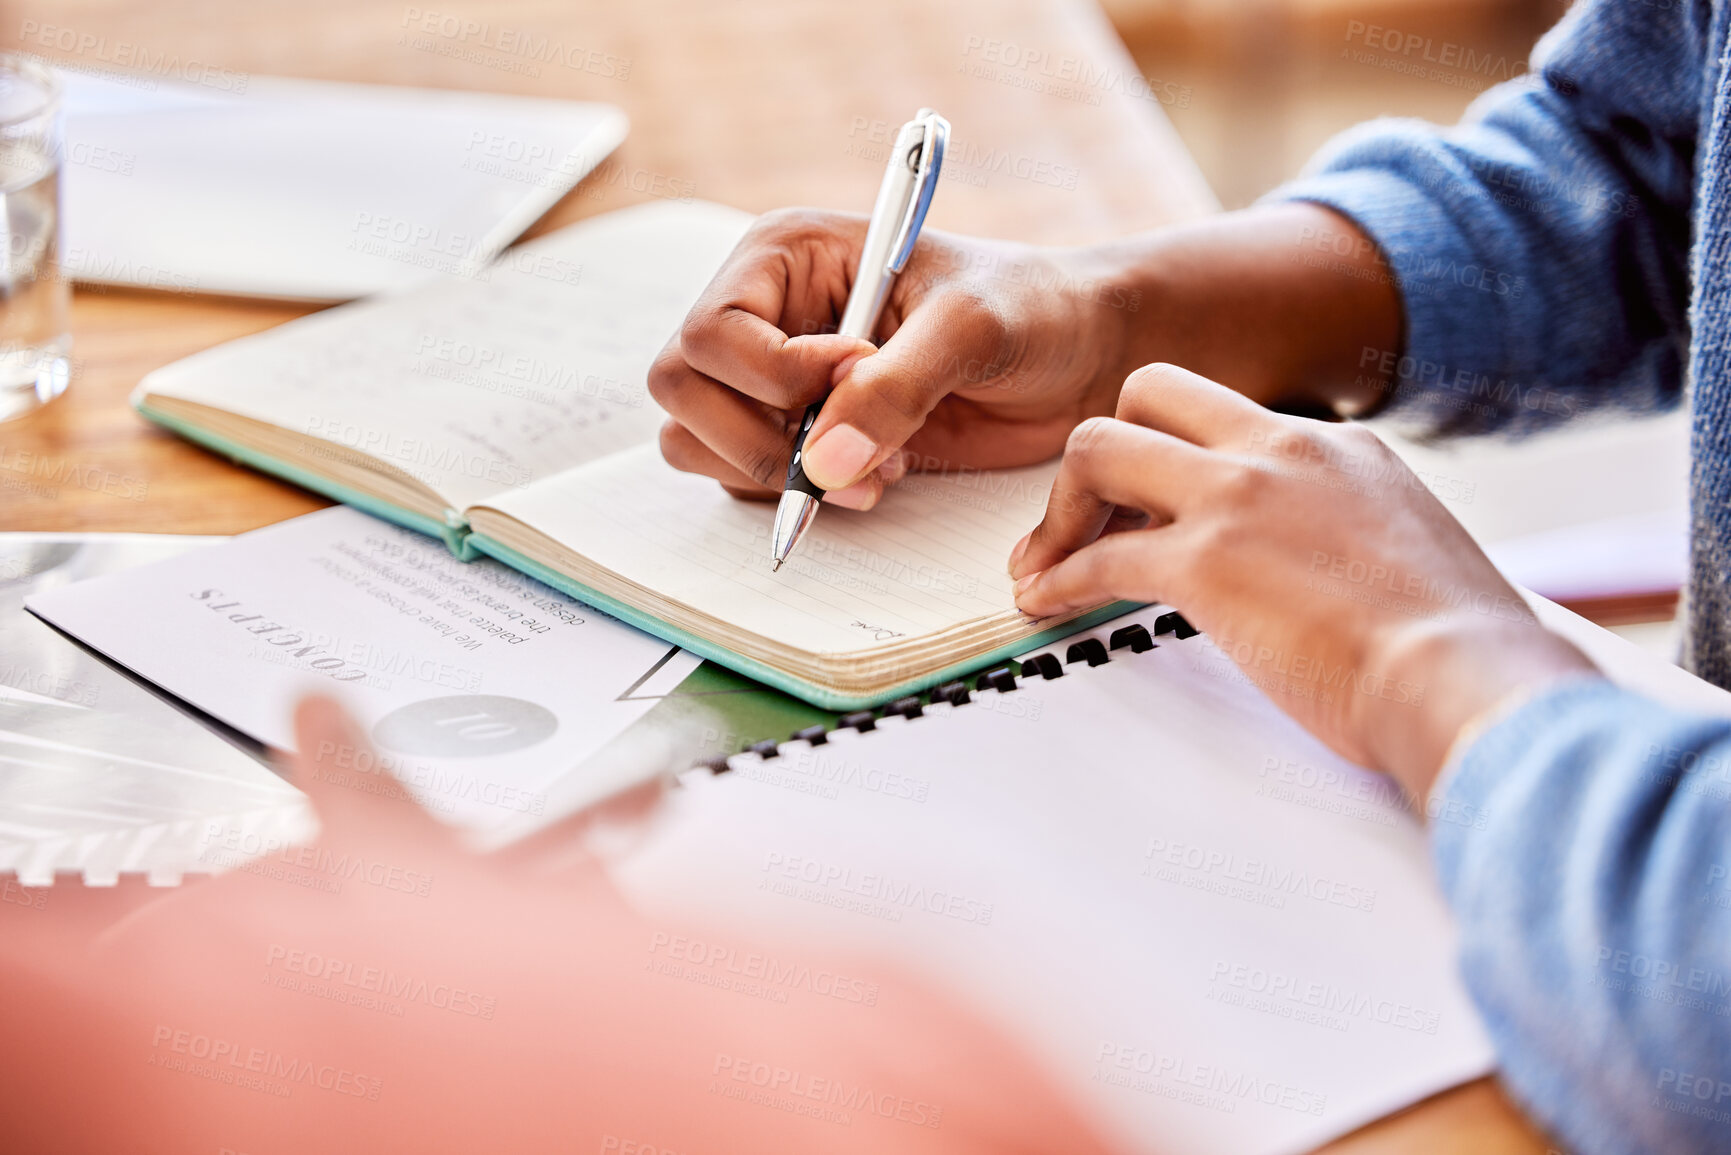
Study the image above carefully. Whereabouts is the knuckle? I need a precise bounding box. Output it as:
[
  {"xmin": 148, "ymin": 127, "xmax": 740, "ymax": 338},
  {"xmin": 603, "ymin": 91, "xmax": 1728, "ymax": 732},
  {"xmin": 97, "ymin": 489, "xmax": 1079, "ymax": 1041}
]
[
  {"xmin": 748, "ymin": 207, "xmax": 856, "ymax": 260},
  {"xmin": 657, "ymin": 421, "xmax": 694, "ymax": 468},
  {"xmin": 853, "ymin": 362, "xmax": 929, "ymax": 427},
  {"xmin": 1286, "ymin": 427, "xmax": 1328, "ymax": 460},
  {"xmin": 1121, "ymin": 362, "xmax": 1184, "ymax": 399},
  {"xmin": 750, "ymin": 206, "xmax": 805, "ymax": 234},
  {"xmin": 752, "ymin": 206, "xmax": 834, "ymax": 239},
  {"xmin": 1065, "ymin": 415, "xmax": 1118, "ymax": 461},
  {"xmin": 679, "ymin": 306, "xmax": 727, "ymax": 361},
  {"xmin": 1331, "ymin": 421, "xmax": 1386, "ymax": 455},
  {"xmin": 736, "ymin": 442, "xmax": 788, "ymax": 490},
  {"xmin": 1248, "ymin": 420, "xmax": 1324, "ymax": 466},
  {"xmin": 946, "ymin": 287, "xmax": 1017, "ymax": 372},
  {"xmin": 948, "ymin": 284, "xmax": 1007, "ymax": 338},
  {"xmin": 1183, "ymin": 515, "xmax": 1244, "ymax": 568},
  {"xmin": 907, "ymin": 233, "xmax": 969, "ymax": 281},
  {"xmin": 758, "ymin": 370, "xmax": 811, "ymax": 410},
  {"xmin": 646, "ymin": 346, "xmax": 688, "ymax": 407},
  {"xmin": 1215, "ymin": 459, "xmax": 1275, "ymax": 505}
]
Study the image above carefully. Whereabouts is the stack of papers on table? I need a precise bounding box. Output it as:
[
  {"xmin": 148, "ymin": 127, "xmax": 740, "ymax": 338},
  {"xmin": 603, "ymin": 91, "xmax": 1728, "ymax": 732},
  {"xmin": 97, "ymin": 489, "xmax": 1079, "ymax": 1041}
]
[{"xmin": 59, "ymin": 69, "xmax": 628, "ymax": 300}]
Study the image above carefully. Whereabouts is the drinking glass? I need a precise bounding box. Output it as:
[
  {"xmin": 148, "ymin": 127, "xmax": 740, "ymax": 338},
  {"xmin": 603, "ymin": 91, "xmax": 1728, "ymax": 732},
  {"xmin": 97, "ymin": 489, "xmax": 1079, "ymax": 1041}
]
[{"xmin": 0, "ymin": 55, "xmax": 68, "ymax": 422}]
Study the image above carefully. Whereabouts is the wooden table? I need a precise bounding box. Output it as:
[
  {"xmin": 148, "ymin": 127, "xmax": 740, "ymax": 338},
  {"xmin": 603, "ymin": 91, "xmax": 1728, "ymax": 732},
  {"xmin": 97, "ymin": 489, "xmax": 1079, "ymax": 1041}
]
[{"xmin": 1, "ymin": 1, "xmax": 1551, "ymax": 1149}]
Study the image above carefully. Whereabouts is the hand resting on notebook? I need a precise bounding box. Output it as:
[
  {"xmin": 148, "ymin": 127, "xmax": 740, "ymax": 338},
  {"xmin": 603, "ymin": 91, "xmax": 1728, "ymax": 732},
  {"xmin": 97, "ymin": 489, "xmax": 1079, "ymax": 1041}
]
[
  {"xmin": 1008, "ymin": 364, "xmax": 1596, "ymax": 802},
  {"xmin": 652, "ymin": 202, "xmax": 1596, "ymax": 796}
]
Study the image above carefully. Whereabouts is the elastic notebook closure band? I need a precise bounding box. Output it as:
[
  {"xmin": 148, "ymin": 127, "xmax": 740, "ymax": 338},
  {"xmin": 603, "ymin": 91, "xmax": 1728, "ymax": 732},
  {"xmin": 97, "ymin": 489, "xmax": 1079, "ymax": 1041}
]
[{"xmin": 440, "ymin": 511, "xmax": 479, "ymax": 560}]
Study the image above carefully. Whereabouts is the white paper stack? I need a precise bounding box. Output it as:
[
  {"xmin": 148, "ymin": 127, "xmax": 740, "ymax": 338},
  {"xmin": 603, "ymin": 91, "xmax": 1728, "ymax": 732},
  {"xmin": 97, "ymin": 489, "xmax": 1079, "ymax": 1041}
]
[{"xmin": 58, "ymin": 69, "xmax": 629, "ymax": 300}]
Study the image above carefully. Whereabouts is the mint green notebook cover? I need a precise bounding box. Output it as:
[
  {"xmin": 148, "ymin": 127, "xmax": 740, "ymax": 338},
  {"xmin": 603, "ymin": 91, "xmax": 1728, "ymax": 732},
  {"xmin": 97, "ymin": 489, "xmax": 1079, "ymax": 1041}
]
[
  {"xmin": 137, "ymin": 399, "xmax": 1138, "ymax": 711},
  {"xmin": 139, "ymin": 402, "xmax": 480, "ymax": 557},
  {"xmin": 468, "ymin": 533, "xmax": 1138, "ymax": 711}
]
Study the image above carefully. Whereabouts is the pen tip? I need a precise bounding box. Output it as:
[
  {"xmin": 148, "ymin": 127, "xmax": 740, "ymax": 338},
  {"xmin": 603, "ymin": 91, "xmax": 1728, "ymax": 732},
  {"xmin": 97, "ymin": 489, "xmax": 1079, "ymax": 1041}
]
[{"xmin": 772, "ymin": 559, "xmax": 783, "ymax": 573}]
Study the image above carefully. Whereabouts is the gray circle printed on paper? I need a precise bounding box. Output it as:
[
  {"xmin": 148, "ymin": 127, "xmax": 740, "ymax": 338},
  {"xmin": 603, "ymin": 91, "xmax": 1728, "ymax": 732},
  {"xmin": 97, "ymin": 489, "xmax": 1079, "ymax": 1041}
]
[{"xmin": 372, "ymin": 695, "xmax": 558, "ymax": 758}]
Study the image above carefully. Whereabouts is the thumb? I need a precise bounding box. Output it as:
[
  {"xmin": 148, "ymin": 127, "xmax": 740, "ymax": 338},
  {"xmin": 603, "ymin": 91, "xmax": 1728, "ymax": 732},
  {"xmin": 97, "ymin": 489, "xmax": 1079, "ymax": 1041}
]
[{"xmin": 800, "ymin": 291, "xmax": 1004, "ymax": 495}]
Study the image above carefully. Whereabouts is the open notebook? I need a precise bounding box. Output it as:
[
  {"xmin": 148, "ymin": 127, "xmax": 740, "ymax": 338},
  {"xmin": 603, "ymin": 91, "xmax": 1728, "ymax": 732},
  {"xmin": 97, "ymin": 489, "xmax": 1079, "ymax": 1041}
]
[{"xmin": 134, "ymin": 201, "xmax": 1126, "ymax": 709}]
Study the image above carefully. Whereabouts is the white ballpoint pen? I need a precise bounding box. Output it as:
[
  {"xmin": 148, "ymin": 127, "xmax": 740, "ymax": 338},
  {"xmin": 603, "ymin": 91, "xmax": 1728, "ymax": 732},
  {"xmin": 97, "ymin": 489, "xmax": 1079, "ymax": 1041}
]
[{"xmin": 770, "ymin": 108, "xmax": 949, "ymax": 572}]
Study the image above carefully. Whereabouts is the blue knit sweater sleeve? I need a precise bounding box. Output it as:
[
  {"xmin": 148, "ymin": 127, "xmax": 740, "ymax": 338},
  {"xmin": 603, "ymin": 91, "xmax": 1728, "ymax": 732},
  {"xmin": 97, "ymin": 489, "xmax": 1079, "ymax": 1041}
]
[
  {"xmin": 1435, "ymin": 678, "xmax": 1731, "ymax": 1154},
  {"xmin": 1267, "ymin": 0, "xmax": 1704, "ymax": 439}
]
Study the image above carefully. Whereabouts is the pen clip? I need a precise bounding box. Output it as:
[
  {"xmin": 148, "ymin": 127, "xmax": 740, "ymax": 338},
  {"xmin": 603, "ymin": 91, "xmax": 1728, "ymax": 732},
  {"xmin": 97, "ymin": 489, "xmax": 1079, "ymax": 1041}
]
[{"xmin": 885, "ymin": 109, "xmax": 949, "ymax": 275}]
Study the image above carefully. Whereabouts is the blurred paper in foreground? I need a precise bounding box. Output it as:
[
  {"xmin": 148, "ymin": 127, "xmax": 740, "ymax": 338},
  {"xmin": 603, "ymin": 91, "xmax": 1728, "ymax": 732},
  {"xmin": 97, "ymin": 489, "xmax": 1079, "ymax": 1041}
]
[
  {"xmin": 25, "ymin": 509, "xmax": 700, "ymax": 844},
  {"xmin": 0, "ymin": 532, "xmax": 310, "ymax": 886}
]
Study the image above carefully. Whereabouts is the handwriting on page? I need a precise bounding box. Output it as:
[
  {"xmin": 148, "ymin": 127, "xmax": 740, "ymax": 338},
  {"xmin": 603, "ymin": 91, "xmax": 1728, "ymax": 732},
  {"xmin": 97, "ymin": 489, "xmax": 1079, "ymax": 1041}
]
[{"xmin": 141, "ymin": 205, "xmax": 752, "ymax": 511}]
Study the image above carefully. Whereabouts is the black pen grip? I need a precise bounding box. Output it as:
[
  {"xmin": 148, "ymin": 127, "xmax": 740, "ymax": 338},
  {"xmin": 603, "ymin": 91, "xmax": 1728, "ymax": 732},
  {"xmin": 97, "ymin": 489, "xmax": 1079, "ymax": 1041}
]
[{"xmin": 782, "ymin": 402, "xmax": 827, "ymax": 499}]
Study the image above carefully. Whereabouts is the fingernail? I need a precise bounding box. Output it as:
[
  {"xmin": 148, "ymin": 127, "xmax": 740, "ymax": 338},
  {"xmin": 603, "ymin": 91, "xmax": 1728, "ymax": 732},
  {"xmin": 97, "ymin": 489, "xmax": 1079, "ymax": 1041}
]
[
  {"xmin": 1007, "ymin": 533, "xmax": 1030, "ymax": 574},
  {"xmin": 803, "ymin": 423, "xmax": 878, "ymax": 490},
  {"xmin": 1013, "ymin": 571, "xmax": 1041, "ymax": 598},
  {"xmin": 824, "ymin": 481, "xmax": 877, "ymax": 510}
]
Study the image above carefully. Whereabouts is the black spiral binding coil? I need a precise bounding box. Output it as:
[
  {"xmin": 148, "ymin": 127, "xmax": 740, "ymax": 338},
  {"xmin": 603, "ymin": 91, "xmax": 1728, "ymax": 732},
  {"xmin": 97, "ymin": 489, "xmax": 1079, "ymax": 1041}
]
[{"xmin": 704, "ymin": 612, "xmax": 1200, "ymax": 772}]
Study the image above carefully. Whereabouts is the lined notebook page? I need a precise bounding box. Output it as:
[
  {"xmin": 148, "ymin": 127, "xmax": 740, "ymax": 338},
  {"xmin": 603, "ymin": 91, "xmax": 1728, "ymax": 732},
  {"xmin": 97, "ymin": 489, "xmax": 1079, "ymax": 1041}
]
[
  {"xmin": 477, "ymin": 444, "xmax": 1058, "ymax": 655},
  {"xmin": 135, "ymin": 201, "xmax": 754, "ymax": 512}
]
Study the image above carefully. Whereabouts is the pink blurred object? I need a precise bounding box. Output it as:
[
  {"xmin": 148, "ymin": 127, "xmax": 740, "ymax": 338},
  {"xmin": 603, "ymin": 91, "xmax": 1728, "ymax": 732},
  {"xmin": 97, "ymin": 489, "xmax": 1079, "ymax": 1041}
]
[{"xmin": 0, "ymin": 698, "xmax": 1122, "ymax": 1155}]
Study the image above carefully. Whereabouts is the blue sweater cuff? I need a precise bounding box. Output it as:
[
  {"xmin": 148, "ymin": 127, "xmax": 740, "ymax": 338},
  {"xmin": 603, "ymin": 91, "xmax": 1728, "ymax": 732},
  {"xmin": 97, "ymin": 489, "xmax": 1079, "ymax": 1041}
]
[
  {"xmin": 1419, "ymin": 674, "xmax": 1731, "ymax": 1154},
  {"xmin": 1428, "ymin": 675, "xmax": 1618, "ymax": 890}
]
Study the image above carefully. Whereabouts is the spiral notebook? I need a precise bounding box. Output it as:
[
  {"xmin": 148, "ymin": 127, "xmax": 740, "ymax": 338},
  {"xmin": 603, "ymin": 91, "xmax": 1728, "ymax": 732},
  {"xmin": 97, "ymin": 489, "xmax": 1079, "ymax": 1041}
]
[
  {"xmin": 616, "ymin": 589, "xmax": 1731, "ymax": 1155},
  {"xmin": 615, "ymin": 604, "xmax": 1499, "ymax": 1155}
]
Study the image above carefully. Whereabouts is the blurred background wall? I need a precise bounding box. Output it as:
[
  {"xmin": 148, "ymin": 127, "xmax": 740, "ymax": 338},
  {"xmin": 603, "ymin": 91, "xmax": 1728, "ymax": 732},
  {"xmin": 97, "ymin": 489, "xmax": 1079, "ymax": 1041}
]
[{"xmin": 1103, "ymin": 0, "xmax": 1564, "ymax": 207}]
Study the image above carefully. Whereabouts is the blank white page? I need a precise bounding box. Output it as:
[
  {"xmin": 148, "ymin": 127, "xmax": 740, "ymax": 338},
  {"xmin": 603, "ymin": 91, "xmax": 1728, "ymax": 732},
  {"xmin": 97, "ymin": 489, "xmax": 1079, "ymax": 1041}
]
[{"xmin": 615, "ymin": 605, "xmax": 1495, "ymax": 1155}]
